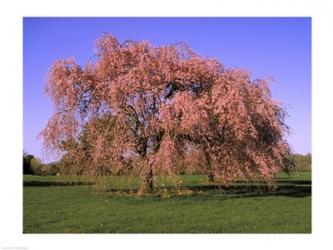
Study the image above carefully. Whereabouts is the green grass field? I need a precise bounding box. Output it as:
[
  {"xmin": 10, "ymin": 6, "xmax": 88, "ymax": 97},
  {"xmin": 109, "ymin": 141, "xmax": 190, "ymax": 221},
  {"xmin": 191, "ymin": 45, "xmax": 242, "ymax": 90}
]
[{"xmin": 23, "ymin": 171, "xmax": 311, "ymax": 233}]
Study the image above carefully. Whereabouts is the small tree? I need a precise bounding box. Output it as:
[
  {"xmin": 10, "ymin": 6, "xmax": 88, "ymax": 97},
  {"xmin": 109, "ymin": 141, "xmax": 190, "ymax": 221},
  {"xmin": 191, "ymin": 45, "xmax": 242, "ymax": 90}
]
[{"xmin": 40, "ymin": 34, "xmax": 292, "ymax": 193}]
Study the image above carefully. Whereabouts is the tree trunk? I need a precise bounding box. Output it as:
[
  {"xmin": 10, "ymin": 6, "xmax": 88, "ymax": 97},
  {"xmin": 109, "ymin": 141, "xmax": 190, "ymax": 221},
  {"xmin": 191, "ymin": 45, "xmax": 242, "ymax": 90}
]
[
  {"xmin": 204, "ymin": 149, "xmax": 214, "ymax": 183},
  {"xmin": 142, "ymin": 168, "xmax": 154, "ymax": 193},
  {"xmin": 208, "ymin": 172, "xmax": 215, "ymax": 183}
]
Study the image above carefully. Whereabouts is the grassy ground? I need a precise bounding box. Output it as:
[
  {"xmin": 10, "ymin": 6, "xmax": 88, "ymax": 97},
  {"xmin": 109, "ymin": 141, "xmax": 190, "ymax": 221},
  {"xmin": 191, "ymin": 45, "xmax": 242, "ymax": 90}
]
[{"xmin": 23, "ymin": 171, "xmax": 311, "ymax": 233}]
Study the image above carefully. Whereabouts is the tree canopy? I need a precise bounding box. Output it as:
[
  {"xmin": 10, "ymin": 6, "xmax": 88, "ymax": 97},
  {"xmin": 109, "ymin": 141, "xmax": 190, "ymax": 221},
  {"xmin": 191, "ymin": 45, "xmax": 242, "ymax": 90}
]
[{"xmin": 40, "ymin": 34, "xmax": 292, "ymax": 192}]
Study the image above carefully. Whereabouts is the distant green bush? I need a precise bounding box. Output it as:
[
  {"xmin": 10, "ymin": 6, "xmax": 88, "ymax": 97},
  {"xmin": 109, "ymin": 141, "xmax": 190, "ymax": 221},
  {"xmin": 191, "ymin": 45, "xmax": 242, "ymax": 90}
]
[
  {"xmin": 30, "ymin": 157, "xmax": 42, "ymax": 175},
  {"xmin": 39, "ymin": 163, "xmax": 60, "ymax": 176},
  {"xmin": 290, "ymin": 153, "xmax": 311, "ymax": 171},
  {"xmin": 23, "ymin": 152, "xmax": 64, "ymax": 176},
  {"xmin": 23, "ymin": 153, "xmax": 44, "ymax": 175}
]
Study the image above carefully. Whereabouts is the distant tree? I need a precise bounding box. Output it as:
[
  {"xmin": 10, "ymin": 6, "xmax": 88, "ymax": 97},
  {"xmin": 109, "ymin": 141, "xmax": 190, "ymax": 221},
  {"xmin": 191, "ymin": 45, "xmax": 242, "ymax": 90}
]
[
  {"xmin": 40, "ymin": 34, "xmax": 292, "ymax": 193},
  {"xmin": 23, "ymin": 152, "xmax": 34, "ymax": 175},
  {"xmin": 290, "ymin": 153, "xmax": 311, "ymax": 171},
  {"xmin": 30, "ymin": 157, "xmax": 42, "ymax": 175}
]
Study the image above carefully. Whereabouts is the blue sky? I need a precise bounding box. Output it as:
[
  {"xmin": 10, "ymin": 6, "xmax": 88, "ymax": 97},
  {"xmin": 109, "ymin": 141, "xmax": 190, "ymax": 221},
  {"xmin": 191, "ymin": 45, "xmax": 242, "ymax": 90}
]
[{"xmin": 23, "ymin": 17, "xmax": 311, "ymax": 162}]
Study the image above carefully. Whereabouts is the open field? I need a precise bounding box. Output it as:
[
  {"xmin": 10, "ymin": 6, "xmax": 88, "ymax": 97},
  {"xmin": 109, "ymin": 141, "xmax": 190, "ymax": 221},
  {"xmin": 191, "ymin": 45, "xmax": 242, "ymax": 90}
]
[{"xmin": 23, "ymin": 171, "xmax": 311, "ymax": 233}]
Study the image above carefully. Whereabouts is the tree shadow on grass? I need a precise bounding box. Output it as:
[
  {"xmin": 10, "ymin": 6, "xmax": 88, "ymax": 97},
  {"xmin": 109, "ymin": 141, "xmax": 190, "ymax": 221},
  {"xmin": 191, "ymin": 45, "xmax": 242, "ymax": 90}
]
[
  {"xmin": 23, "ymin": 179, "xmax": 311, "ymax": 199},
  {"xmin": 23, "ymin": 180, "xmax": 94, "ymax": 187},
  {"xmin": 186, "ymin": 180, "xmax": 311, "ymax": 199},
  {"xmin": 102, "ymin": 180, "xmax": 311, "ymax": 200}
]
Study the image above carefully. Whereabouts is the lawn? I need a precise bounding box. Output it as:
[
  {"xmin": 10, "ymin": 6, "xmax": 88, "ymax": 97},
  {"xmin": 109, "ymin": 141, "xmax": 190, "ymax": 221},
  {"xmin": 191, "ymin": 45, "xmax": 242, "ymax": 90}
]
[{"xmin": 23, "ymin": 171, "xmax": 311, "ymax": 233}]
